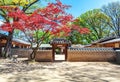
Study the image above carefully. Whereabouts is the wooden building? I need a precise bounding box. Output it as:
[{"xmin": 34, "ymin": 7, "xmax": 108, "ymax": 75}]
[
  {"xmin": 99, "ymin": 38, "xmax": 120, "ymax": 48},
  {"xmin": 0, "ymin": 33, "xmax": 30, "ymax": 56},
  {"xmin": 12, "ymin": 38, "xmax": 31, "ymax": 48},
  {"xmin": 87, "ymin": 36, "xmax": 120, "ymax": 48},
  {"xmin": 0, "ymin": 38, "xmax": 30, "ymax": 48}
]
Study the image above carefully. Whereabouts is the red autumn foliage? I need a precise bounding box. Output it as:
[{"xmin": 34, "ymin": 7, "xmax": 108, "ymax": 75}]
[
  {"xmin": 0, "ymin": 0, "xmax": 89, "ymax": 37},
  {"xmin": 79, "ymin": 28, "xmax": 90, "ymax": 34},
  {"xmin": 1, "ymin": 23, "xmax": 12, "ymax": 32}
]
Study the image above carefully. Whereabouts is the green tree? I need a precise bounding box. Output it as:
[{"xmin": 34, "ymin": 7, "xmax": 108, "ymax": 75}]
[
  {"xmin": 71, "ymin": 9, "xmax": 111, "ymax": 44},
  {"xmin": 68, "ymin": 30, "xmax": 91, "ymax": 44},
  {"xmin": 102, "ymin": 1, "xmax": 120, "ymax": 36}
]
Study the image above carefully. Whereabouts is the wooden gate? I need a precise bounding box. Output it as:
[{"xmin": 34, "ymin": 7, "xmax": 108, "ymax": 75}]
[{"xmin": 50, "ymin": 38, "xmax": 71, "ymax": 61}]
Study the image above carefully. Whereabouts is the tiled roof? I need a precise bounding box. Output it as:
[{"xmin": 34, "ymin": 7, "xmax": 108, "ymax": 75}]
[
  {"xmin": 100, "ymin": 38, "xmax": 120, "ymax": 44},
  {"xmin": 12, "ymin": 38, "xmax": 30, "ymax": 45},
  {"xmin": 92, "ymin": 35, "xmax": 119, "ymax": 44},
  {"xmin": 33, "ymin": 44, "xmax": 52, "ymax": 48},
  {"xmin": 50, "ymin": 38, "xmax": 71, "ymax": 44}
]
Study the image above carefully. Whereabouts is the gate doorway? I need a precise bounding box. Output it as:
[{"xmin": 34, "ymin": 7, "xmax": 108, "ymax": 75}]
[
  {"xmin": 55, "ymin": 47, "xmax": 65, "ymax": 61},
  {"xmin": 50, "ymin": 38, "xmax": 71, "ymax": 61}
]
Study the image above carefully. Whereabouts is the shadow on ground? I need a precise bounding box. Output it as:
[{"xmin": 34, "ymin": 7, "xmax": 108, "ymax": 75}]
[{"xmin": 0, "ymin": 59, "xmax": 120, "ymax": 82}]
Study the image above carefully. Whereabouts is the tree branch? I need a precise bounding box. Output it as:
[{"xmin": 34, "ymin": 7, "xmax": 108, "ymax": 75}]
[{"xmin": 22, "ymin": 0, "xmax": 39, "ymax": 12}]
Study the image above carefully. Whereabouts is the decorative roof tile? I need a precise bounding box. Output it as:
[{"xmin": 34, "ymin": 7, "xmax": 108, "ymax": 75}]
[{"xmin": 50, "ymin": 38, "xmax": 71, "ymax": 44}]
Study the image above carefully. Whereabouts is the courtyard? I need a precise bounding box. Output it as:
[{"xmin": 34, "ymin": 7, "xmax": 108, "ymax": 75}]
[
  {"xmin": 0, "ymin": 0, "xmax": 120, "ymax": 82},
  {"xmin": 0, "ymin": 58, "xmax": 120, "ymax": 82}
]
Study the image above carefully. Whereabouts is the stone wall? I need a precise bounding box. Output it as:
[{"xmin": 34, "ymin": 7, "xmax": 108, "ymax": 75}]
[
  {"xmin": 35, "ymin": 50, "xmax": 53, "ymax": 62},
  {"xmin": 11, "ymin": 49, "xmax": 53, "ymax": 62},
  {"xmin": 67, "ymin": 48, "xmax": 116, "ymax": 62},
  {"xmin": 11, "ymin": 49, "xmax": 32, "ymax": 58},
  {"xmin": 12, "ymin": 48, "xmax": 117, "ymax": 62}
]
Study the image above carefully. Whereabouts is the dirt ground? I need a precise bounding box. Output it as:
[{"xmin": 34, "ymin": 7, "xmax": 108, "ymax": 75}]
[{"xmin": 0, "ymin": 58, "xmax": 120, "ymax": 82}]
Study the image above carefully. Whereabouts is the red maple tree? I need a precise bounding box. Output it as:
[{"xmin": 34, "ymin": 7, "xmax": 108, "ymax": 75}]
[{"xmin": 0, "ymin": 0, "xmax": 89, "ymax": 59}]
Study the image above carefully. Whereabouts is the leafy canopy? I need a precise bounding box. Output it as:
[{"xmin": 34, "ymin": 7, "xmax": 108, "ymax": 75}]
[{"xmin": 0, "ymin": 0, "xmax": 90, "ymax": 46}]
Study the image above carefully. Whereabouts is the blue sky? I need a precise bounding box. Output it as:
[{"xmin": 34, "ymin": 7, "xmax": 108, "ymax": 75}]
[
  {"xmin": 59, "ymin": 0, "xmax": 120, "ymax": 18},
  {"xmin": 0, "ymin": 0, "xmax": 120, "ymax": 20}
]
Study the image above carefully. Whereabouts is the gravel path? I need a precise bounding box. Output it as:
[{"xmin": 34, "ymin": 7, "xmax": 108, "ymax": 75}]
[{"xmin": 0, "ymin": 58, "xmax": 120, "ymax": 82}]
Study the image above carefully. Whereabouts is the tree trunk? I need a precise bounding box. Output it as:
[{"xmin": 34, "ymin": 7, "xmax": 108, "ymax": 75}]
[
  {"xmin": 3, "ymin": 30, "xmax": 14, "ymax": 58},
  {"xmin": 0, "ymin": 47, "xmax": 2, "ymax": 57},
  {"xmin": 30, "ymin": 47, "xmax": 38, "ymax": 60}
]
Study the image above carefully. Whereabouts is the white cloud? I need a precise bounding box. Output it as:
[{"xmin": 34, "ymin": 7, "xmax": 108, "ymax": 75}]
[{"xmin": 0, "ymin": 21, "xmax": 3, "ymax": 26}]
